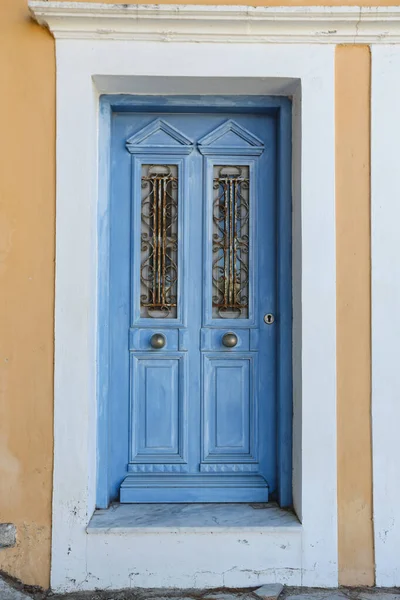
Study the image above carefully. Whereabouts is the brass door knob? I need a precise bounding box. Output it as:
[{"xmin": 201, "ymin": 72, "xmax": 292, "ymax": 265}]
[
  {"xmin": 222, "ymin": 332, "xmax": 238, "ymax": 348},
  {"xmin": 150, "ymin": 333, "xmax": 166, "ymax": 349}
]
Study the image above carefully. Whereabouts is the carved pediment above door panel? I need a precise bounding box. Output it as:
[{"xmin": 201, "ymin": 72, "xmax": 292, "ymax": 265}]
[
  {"xmin": 197, "ymin": 120, "xmax": 265, "ymax": 156},
  {"xmin": 126, "ymin": 119, "xmax": 194, "ymax": 155}
]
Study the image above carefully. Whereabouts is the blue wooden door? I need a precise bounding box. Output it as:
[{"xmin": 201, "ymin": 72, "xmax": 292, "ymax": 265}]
[{"xmin": 112, "ymin": 112, "xmax": 277, "ymax": 503}]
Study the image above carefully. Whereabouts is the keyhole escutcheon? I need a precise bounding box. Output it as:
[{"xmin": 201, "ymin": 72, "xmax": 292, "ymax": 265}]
[{"xmin": 264, "ymin": 313, "xmax": 275, "ymax": 325}]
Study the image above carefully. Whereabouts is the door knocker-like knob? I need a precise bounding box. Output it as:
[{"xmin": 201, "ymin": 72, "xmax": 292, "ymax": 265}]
[
  {"xmin": 150, "ymin": 333, "xmax": 166, "ymax": 349},
  {"xmin": 222, "ymin": 332, "xmax": 238, "ymax": 348}
]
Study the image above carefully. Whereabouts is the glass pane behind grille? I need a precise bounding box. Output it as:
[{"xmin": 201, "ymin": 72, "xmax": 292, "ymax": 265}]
[
  {"xmin": 140, "ymin": 164, "xmax": 178, "ymax": 319},
  {"xmin": 212, "ymin": 165, "xmax": 250, "ymax": 319}
]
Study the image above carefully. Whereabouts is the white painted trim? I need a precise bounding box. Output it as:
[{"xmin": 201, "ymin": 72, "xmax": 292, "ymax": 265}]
[
  {"xmin": 371, "ymin": 45, "xmax": 400, "ymax": 587},
  {"xmin": 46, "ymin": 33, "xmax": 337, "ymax": 592},
  {"xmin": 29, "ymin": 2, "xmax": 400, "ymax": 44}
]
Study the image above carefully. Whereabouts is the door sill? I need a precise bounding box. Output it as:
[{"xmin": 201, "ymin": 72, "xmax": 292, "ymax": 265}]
[
  {"xmin": 119, "ymin": 474, "xmax": 269, "ymax": 503},
  {"xmin": 87, "ymin": 501, "xmax": 299, "ymax": 534}
]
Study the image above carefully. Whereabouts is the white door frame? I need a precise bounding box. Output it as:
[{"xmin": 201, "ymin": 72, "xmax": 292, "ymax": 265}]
[{"xmin": 30, "ymin": 3, "xmax": 338, "ymax": 592}]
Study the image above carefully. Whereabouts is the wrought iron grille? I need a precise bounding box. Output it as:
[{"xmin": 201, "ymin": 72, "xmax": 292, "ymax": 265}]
[
  {"xmin": 212, "ymin": 165, "xmax": 250, "ymax": 319},
  {"xmin": 140, "ymin": 164, "xmax": 178, "ymax": 319}
]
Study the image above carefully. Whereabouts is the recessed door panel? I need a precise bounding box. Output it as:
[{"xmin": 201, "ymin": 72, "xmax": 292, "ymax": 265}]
[
  {"xmin": 202, "ymin": 355, "xmax": 257, "ymax": 464},
  {"xmin": 129, "ymin": 354, "xmax": 187, "ymax": 466}
]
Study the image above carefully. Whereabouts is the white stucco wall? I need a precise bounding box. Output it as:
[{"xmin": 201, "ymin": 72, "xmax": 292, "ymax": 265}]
[{"xmin": 371, "ymin": 44, "xmax": 400, "ymax": 588}]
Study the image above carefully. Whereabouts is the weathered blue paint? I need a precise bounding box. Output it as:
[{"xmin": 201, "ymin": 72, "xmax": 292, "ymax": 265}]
[
  {"xmin": 97, "ymin": 96, "xmax": 292, "ymax": 507},
  {"xmin": 202, "ymin": 354, "xmax": 256, "ymax": 462},
  {"xmin": 97, "ymin": 99, "xmax": 112, "ymax": 510},
  {"xmin": 276, "ymin": 103, "xmax": 293, "ymax": 508},
  {"xmin": 130, "ymin": 355, "xmax": 187, "ymax": 463}
]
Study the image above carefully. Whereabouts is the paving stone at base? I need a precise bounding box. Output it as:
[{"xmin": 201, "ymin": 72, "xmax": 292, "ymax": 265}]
[
  {"xmin": 285, "ymin": 593, "xmax": 350, "ymax": 600},
  {"xmin": 253, "ymin": 584, "xmax": 284, "ymax": 600},
  {"xmin": 203, "ymin": 594, "xmax": 245, "ymax": 600},
  {"xmin": 0, "ymin": 579, "xmax": 31, "ymax": 600},
  {"xmin": 358, "ymin": 595, "xmax": 400, "ymax": 600},
  {"xmin": 5, "ymin": 581, "xmax": 400, "ymax": 600},
  {"xmin": 152, "ymin": 597, "xmax": 201, "ymax": 600}
]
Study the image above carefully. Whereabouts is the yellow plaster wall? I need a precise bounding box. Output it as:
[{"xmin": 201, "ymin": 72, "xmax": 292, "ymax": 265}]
[
  {"xmin": 0, "ymin": 1, "xmax": 55, "ymax": 589},
  {"xmin": 336, "ymin": 45, "xmax": 374, "ymax": 586},
  {"xmin": 0, "ymin": 0, "xmax": 375, "ymax": 591}
]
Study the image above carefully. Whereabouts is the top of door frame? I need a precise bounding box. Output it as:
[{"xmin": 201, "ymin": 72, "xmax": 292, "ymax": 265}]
[
  {"xmin": 101, "ymin": 95, "xmax": 291, "ymax": 114},
  {"xmin": 29, "ymin": 2, "xmax": 400, "ymax": 44}
]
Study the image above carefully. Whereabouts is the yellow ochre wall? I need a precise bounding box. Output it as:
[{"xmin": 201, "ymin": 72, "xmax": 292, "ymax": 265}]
[
  {"xmin": 0, "ymin": 0, "xmax": 374, "ymax": 590},
  {"xmin": 0, "ymin": 0, "xmax": 55, "ymax": 589},
  {"xmin": 336, "ymin": 46, "xmax": 374, "ymax": 587}
]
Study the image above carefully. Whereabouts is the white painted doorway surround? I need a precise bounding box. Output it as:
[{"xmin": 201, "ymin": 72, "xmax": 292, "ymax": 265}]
[{"xmin": 29, "ymin": 1, "xmax": 400, "ymax": 593}]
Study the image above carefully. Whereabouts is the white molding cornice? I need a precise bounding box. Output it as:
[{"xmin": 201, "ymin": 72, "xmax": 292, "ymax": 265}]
[{"xmin": 29, "ymin": 1, "xmax": 400, "ymax": 43}]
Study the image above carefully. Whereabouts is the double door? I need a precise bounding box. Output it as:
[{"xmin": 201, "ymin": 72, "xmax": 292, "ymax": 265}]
[{"xmin": 110, "ymin": 112, "xmax": 277, "ymax": 502}]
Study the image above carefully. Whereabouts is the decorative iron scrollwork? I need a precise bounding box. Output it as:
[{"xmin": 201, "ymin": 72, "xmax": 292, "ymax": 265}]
[
  {"xmin": 140, "ymin": 164, "xmax": 178, "ymax": 319},
  {"xmin": 212, "ymin": 165, "xmax": 249, "ymax": 319}
]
